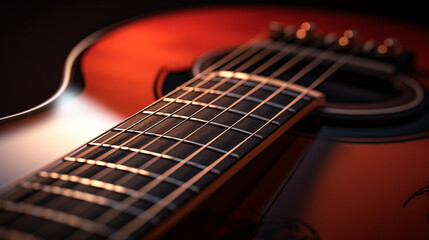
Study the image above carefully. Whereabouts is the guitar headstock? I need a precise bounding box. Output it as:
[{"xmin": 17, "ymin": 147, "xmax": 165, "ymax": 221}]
[{"xmin": 268, "ymin": 21, "xmax": 414, "ymax": 71}]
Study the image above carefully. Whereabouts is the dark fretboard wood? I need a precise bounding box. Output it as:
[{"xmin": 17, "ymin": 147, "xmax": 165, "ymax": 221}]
[{"xmin": 0, "ymin": 70, "xmax": 324, "ymax": 239}]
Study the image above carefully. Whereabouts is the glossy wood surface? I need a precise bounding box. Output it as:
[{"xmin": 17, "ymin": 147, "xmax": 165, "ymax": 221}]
[
  {"xmin": 80, "ymin": 5, "xmax": 429, "ymax": 239},
  {"xmin": 1, "ymin": 5, "xmax": 428, "ymax": 239}
]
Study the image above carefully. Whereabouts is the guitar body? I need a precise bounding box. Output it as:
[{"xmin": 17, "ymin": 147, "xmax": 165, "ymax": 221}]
[{"xmin": 1, "ymin": 5, "xmax": 428, "ymax": 239}]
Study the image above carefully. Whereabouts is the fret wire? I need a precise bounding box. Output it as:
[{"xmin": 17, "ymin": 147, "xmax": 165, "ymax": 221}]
[
  {"xmin": 85, "ymin": 143, "xmax": 221, "ymax": 175},
  {"xmin": 0, "ymin": 34, "xmax": 295, "ymax": 238},
  {"xmin": 97, "ymin": 40, "xmax": 274, "ymax": 167},
  {"xmin": 105, "ymin": 41, "xmax": 285, "ymax": 176},
  {"xmin": 160, "ymin": 50, "xmax": 356, "ymax": 222},
  {"xmin": 77, "ymin": 35, "xmax": 269, "ymax": 158},
  {"xmin": 18, "ymin": 41, "xmax": 274, "ymax": 232},
  {"xmin": 126, "ymin": 46, "xmax": 355, "ymax": 239},
  {"xmin": 138, "ymin": 110, "xmax": 264, "ymax": 139},
  {"xmin": 75, "ymin": 44, "xmax": 265, "ymax": 171},
  {"xmin": 75, "ymin": 40, "xmax": 298, "ymax": 230},
  {"xmin": 23, "ymin": 71, "xmax": 232, "ymax": 227},
  {"xmin": 68, "ymin": 41, "xmax": 268, "ymax": 167},
  {"xmin": 68, "ymin": 77, "xmax": 206, "ymax": 165},
  {"xmin": 113, "ymin": 40, "xmax": 333, "ymax": 235},
  {"xmin": 113, "ymin": 127, "xmax": 241, "ymax": 158},
  {"xmin": 58, "ymin": 74, "xmax": 223, "ymax": 177},
  {"xmin": 19, "ymin": 40, "xmax": 267, "ymax": 215},
  {"xmin": 19, "ymin": 181, "xmax": 165, "ymax": 217},
  {"xmin": 63, "ymin": 156, "xmax": 201, "ymax": 192},
  {"xmin": 116, "ymin": 43, "xmax": 290, "ymax": 176},
  {"xmin": 100, "ymin": 40, "xmax": 325, "ymax": 236},
  {"xmin": 0, "ymin": 200, "xmax": 117, "ymax": 238},
  {"xmin": 180, "ymin": 86, "xmax": 294, "ymax": 111},
  {"xmin": 37, "ymin": 171, "xmax": 173, "ymax": 209},
  {"xmin": 209, "ymin": 76, "xmax": 311, "ymax": 101},
  {"xmin": 84, "ymin": 40, "xmax": 280, "ymax": 182},
  {"xmin": 57, "ymin": 38, "xmax": 268, "ymax": 169},
  {"xmin": 1, "ymin": 35, "xmax": 320, "ymax": 238},
  {"xmin": 163, "ymin": 97, "xmax": 281, "ymax": 125}
]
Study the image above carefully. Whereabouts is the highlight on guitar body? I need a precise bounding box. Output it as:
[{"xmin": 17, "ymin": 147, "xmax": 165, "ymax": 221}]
[{"xmin": 0, "ymin": 6, "xmax": 428, "ymax": 240}]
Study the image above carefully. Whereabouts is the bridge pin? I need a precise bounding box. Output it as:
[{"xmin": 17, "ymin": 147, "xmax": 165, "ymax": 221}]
[
  {"xmin": 377, "ymin": 37, "xmax": 401, "ymax": 57},
  {"xmin": 269, "ymin": 21, "xmax": 284, "ymax": 40},
  {"xmin": 337, "ymin": 29, "xmax": 358, "ymax": 49},
  {"xmin": 361, "ymin": 40, "xmax": 376, "ymax": 53},
  {"xmin": 295, "ymin": 21, "xmax": 316, "ymax": 41}
]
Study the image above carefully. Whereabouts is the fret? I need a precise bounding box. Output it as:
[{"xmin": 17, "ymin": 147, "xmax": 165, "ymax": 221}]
[
  {"xmin": 63, "ymin": 156, "xmax": 201, "ymax": 192},
  {"xmin": 0, "ymin": 227, "xmax": 42, "ymax": 240},
  {"xmin": 0, "ymin": 36, "xmax": 329, "ymax": 239},
  {"xmin": 202, "ymin": 74, "xmax": 311, "ymax": 101},
  {"xmin": 181, "ymin": 86, "xmax": 294, "ymax": 112},
  {"xmin": 114, "ymin": 73, "xmax": 325, "ymax": 237},
  {"xmin": 19, "ymin": 181, "xmax": 168, "ymax": 217},
  {"xmin": 163, "ymin": 97, "xmax": 281, "ymax": 125},
  {"xmin": 84, "ymin": 143, "xmax": 221, "ymax": 175},
  {"xmin": 37, "ymin": 171, "xmax": 173, "ymax": 209},
  {"xmin": 113, "ymin": 127, "xmax": 241, "ymax": 158},
  {"xmin": 0, "ymin": 200, "xmax": 116, "ymax": 238},
  {"xmin": 139, "ymin": 111, "xmax": 264, "ymax": 139}
]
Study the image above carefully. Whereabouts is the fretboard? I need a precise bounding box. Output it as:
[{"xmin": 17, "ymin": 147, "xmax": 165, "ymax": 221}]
[{"xmin": 0, "ymin": 70, "xmax": 324, "ymax": 239}]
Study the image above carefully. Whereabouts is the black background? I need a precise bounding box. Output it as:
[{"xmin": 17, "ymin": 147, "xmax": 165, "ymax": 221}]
[{"xmin": 1, "ymin": 0, "xmax": 427, "ymax": 118}]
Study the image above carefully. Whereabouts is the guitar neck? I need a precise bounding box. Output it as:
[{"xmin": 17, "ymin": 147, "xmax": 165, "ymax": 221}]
[{"xmin": 0, "ymin": 69, "xmax": 324, "ymax": 239}]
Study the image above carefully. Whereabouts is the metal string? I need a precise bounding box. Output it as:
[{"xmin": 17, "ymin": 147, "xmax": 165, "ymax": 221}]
[
  {"xmin": 61, "ymin": 37, "xmax": 321, "ymax": 238},
  {"xmin": 14, "ymin": 36, "xmax": 293, "ymax": 237},
  {"xmin": 54, "ymin": 41, "xmax": 292, "ymax": 232},
  {"xmin": 114, "ymin": 44, "xmax": 356, "ymax": 237},
  {"xmin": 95, "ymin": 40, "xmax": 334, "ymax": 236},
  {"xmin": 65, "ymin": 34, "xmax": 268, "ymax": 164},
  {"xmin": 2, "ymin": 32, "xmax": 271, "ymax": 236},
  {"xmin": 65, "ymin": 40, "xmax": 307, "ymax": 238},
  {"xmin": 6, "ymin": 27, "xmax": 348, "ymax": 238}
]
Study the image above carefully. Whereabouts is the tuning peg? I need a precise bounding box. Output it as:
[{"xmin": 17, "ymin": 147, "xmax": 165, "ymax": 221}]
[
  {"xmin": 377, "ymin": 37, "xmax": 401, "ymax": 57},
  {"xmin": 361, "ymin": 40, "xmax": 376, "ymax": 53},
  {"xmin": 295, "ymin": 22, "xmax": 316, "ymax": 41},
  {"xmin": 269, "ymin": 21, "xmax": 284, "ymax": 40},
  {"xmin": 283, "ymin": 25, "xmax": 297, "ymax": 39},
  {"xmin": 323, "ymin": 32, "xmax": 338, "ymax": 46},
  {"xmin": 268, "ymin": 22, "xmax": 298, "ymax": 41},
  {"xmin": 337, "ymin": 29, "xmax": 358, "ymax": 49}
]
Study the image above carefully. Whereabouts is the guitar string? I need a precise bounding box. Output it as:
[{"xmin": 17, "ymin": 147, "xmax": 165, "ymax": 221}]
[
  {"xmin": 49, "ymin": 35, "xmax": 267, "ymax": 173},
  {"xmin": 6, "ymin": 31, "xmax": 326, "ymax": 236},
  {"xmin": 63, "ymin": 40, "xmax": 311, "ymax": 239},
  {"xmin": 6, "ymin": 29, "xmax": 332, "ymax": 237},
  {"xmin": 14, "ymin": 36, "xmax": 269, "ymax": 206},
  {"xmin": 88, "ymin": 38, "xmax": 333, "ymax": 234},
  {"xmin": 0, "ymin": 33, "xmax": 269, "ymax": 234},
  {"xmin": 68, "ymin": 41, "xmax": 291, "ymax": 179},
  {"xmin": 115, "ymin": 46, "xmax": 357, "ymax": 238},
  {"xmin": 6, "ymin": 44, "xmax": 270, "ymax": 211},
  {"xmin": 1, "ymin": 36, "xmax": 290, "ymax": 235},
  {"xmin": 46, "ymin": 41, "xmax": 293, "ymax": 229},
  {"xmin": 59, "ymin": 36, "xmax": 320, "ymax": 238},
  {"xmin": 48, "ymin": 42, "xmax": 269, "ymax": 179}
]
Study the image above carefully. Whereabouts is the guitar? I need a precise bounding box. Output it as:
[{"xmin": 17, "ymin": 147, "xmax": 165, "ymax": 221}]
[{"xmin": 1, "ymin": 5, "xmax": 428, "ymax": 240}]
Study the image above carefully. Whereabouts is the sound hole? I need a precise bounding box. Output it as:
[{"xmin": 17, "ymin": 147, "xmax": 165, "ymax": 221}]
[{"xmin": 312, "ymin": 68, "xmax": 400, "ymax": 104}]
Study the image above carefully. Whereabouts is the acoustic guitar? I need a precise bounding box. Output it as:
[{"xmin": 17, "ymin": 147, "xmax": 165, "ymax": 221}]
[{"xmin": 0, "ymin": 5, "xmax": 428, "ymax": 240}]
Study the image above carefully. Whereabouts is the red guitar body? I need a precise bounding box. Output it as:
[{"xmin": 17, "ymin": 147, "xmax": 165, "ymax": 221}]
[{"xmin": 1, "ymin": 5, "xmax": 428, "ymax": 239}]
